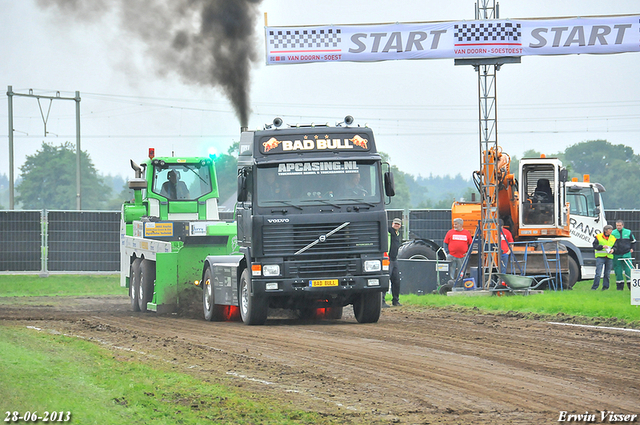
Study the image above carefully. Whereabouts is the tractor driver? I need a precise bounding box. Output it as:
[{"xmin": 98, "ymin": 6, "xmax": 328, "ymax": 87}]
[{"xmin": 160, "ymin": 170, "xmax": 190, "ymax": 200}]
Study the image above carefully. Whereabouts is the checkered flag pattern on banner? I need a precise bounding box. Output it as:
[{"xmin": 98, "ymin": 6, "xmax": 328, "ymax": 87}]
[
  {"xmin": 454, "ymin": 22, "xmax": 522, "ymax": 43},
  {"xmin": 269, "ymin": 29, "xmax": 341, "ymax": 49}
]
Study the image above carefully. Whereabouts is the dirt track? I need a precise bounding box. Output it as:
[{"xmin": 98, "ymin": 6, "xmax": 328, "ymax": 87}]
[{"xmin": 1, "ymin": 295, "xmax": 639, "ymax": 424}]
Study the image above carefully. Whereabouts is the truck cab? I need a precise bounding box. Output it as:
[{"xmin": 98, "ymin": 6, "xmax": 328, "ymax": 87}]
[
  {"xmin": 564, "ymin": 178, "xmax": 607, "ymax": 280},
  {"xmin": 202, "ymin": 117, "xmax": 394, "ymax": 325}
]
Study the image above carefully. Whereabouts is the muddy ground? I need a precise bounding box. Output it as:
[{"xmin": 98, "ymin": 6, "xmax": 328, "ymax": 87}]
[{"xmin": 1, "ymin": 296, "xmax": 639, "ymax": 424}]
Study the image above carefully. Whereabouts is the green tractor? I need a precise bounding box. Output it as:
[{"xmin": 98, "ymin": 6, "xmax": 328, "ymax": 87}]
[{"xmin": 120, "ymin": 149, "xmax": 238, "ymax": 314}]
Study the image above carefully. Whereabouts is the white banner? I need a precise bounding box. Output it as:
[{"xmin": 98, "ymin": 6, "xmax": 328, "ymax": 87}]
[{"xmin": 265, "ymin": 15, "xmax": 640, "ymax": 65}]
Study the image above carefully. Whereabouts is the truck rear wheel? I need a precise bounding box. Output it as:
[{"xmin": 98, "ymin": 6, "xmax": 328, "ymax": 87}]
[
  {"xmin": 239, "ymin": 269, "xmax": 268, "ymax": 325},
  {"xmin": 130, "ymin": 258, "xmax": 142, "ymax": 312},
  {"xmin": 138, "ymin": 259, "xmax": 155, "ymax": 312},
  {"xmin": 203, "ymin": 267, "xmax": 225, "ymax": 321},
  {"xmin": 326, "ymin": 306, "xmax": 343, "ymax": 320},
  {"xmin": 297, "ymin": 307, "xmax": 317, "ymax": 321},
  {"xmin": 398, "ymin": 241, "xmax": 437, "ymax": 260},
  {"xmin": 353, "ymin": 292, "xmax": 381, "ymax": 323},
  {"xmin": 298, "ymin": 306, "xmax": 343, "ymax": 321}
]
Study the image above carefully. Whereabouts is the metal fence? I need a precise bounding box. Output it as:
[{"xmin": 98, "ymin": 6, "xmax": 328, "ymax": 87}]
[
  {"xmin": 1, "ymin": 210, "xmax": 121, "ymax": 274},
  {"xmin": 47, "ymin": 211, "xmax": 121, "ymax": 272},
  {"xmin": 387, "ymin": 208, "xmax": 452, "ymax": 247},
  {"xmin": 0, "ymin": 210, "xmax": 42, "ymax": 272},
  {"xmin": 388, "ymin": 209, "xmax": 640, "ymax": 268},
  {"xmin": 1, "ymin": 209, "xmax": 638, "ymax": 273}
]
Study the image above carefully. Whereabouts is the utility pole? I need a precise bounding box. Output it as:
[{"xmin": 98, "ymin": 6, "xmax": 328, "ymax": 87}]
[
  {"xmin": 75, "ymin": 91, "xmax": 81, "ymax": 210},
  {"xmin": 454, "ymin": 2, "xmax": 520, "ymax": 288},
  {"xmin": 7, "ymin": 87, "xmax": 14, "ymax": 210},
  {"xmin": 6, "ymin": 86, "xmax": 82, "ymax": 210}
]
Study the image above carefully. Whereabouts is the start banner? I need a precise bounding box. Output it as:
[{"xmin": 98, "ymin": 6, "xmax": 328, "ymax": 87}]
[{"xmin": 265, "ymin": 15, "xmax": 640, "ymax": 65}]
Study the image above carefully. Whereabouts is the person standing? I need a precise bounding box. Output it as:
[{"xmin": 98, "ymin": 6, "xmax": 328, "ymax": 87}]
[
  {"xmin": 592, "ymin": 225, "xmax": 617, "ymax": 290},
  {"xmin": 386, "ymin": 217, "xmax": 403, "ymax": 307},
  {"xmin": 499, "ymin": 220, "xmax": 514, "ymax": 273},
  {"xmin": 612, "ymin": 220, "xmax": 636, "ymax": 290},
  {"xmin": 443, "ymin": 218, "xmax": 473, "ymax": 282}
]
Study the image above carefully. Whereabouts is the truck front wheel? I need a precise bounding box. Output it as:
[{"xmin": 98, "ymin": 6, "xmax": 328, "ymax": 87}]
[
  {"xmin": 203, "ymin": 267, "xmax": 225, "ymax": 321},
  {"xmin": 138, "ymin": 259, "xmax": 155, "ymax": 312},
  {"xmin": 353, "ymin": 291, "xmax": 382, "ymax": 323},
  {"xmin": 239, "ymin": 269, "xmax": 268, "ymax": 325},
  {"xmin": 130, "ymin": 258, "xmax": 142, "ymax": 312}
]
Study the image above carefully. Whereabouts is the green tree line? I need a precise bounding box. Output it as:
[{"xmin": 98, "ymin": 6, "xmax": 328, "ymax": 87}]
[{"xmin": 4, "ymin": 139, "xmax": 639, "ymax": 211}]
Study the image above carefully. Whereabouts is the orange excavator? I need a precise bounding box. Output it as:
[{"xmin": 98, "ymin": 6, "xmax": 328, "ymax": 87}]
[{"xmin": 451, "ymin": 146, "xmax": 573, "ymax": 288}]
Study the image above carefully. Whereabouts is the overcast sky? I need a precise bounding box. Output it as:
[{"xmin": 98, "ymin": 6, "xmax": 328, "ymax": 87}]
[{"xmin": 1, "ymin": 0, "xmax": 639, "ymax": 184}]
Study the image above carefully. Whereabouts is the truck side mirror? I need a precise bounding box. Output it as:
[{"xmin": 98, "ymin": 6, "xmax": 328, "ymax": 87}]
[
  {"xmin": 237, "ymin": 170, "xmax": 248, "ymax": 202},
  {"xmin": 384, "ymin": 171, "xmax": 395, "ymax": 197}
]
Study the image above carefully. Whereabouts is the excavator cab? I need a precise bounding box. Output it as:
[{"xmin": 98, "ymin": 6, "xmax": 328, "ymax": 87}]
[{"xmin": 519, "ymin": 158, "xmax": 570, "ymax": 237}]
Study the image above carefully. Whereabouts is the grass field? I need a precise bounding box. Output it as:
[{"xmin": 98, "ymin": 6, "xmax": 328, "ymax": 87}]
[
  {"xmin": 389, "ymin": 279, "xmax": 640, "ymax": 326},
  {"xmin": 0, "ymin": 274, "xmax": 125, "ymax": 297}
]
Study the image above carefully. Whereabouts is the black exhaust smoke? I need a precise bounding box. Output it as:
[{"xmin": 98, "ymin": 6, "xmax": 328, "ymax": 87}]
[{"xmin": 37, "ymin": 0, "xmax": 263, "ymax": 127}]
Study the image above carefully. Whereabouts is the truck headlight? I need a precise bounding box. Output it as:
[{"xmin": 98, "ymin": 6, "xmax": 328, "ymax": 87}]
[
  {"xmin": 262, "ymin": 264, "xmax": 281, "ymax": 276},
  {"xmin": 363, "ymin": 260, "xmax": 381, "ymax": 272}
]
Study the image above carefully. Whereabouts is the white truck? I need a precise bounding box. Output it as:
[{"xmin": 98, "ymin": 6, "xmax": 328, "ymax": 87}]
[{"xmin": 564, "ymin": 177, "xmax": 607, "ymax": 282}]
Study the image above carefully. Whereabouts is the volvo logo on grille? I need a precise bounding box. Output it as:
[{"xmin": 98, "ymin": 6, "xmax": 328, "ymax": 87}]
[
  {"xmin": 319, "ymin": 235, "xmax": 327, "ymax": 243},
  {"xmin": 267, "ymin": 218, "xmax": 290, "ymax": 223}
]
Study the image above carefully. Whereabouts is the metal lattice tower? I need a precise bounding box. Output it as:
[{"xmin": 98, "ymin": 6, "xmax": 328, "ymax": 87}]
[
  {"xmin": 455, "ymin": 1, "xmax": 520, "ymax": 288},
  {"xmin": 478, "ymin": 0, "xmax": 499, "ymax": 288},
  {"xmin": 477, "ymin": 55, "xmax": 500, "ymax": 287}
]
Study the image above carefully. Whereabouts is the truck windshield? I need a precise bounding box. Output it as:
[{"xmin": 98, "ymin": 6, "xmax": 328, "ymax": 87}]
[
  {"xmin": 151, "ymin": 164, "xmax": 213, "ymax": 200},
  {"xmin": 256, "ymin": 161, "xmax": 381, "ymax": 207},
  {"xmin": 566, "ymin": 187, "xmax": 598, "ymax": 217}
]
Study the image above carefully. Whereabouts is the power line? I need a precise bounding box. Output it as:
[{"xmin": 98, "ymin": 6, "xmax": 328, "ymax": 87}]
[{"xmin": 4, "ymin": 91, "xmax": 640, "ymax": 113}]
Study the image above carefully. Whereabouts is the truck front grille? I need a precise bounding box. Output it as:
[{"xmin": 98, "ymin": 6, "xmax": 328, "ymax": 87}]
[
  {"xmin": 262, "ymin": 221, "xmax": 380, "ymax": 256},
  {"xmin": 288, "ymin": 259, "xmax": 358, "ymax": 278}
]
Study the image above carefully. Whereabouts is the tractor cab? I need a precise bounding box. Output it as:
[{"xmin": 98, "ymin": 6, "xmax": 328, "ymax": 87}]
[
  {"xmin": 123, "ymin": 149, "xmax": 221, "ymax": 224},
  {"xmin": 145, "ymin": 157, "xmax": 220, "ymax": 222}
]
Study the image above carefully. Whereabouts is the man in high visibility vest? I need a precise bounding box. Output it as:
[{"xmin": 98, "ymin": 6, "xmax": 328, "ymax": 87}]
[
  {"xmin": 591, "ymin": 225, "xmax": 617, "ymax": 290},
  {"xmin": 612, "ymin": 219, "xmax": 636, "ymax": 291}
]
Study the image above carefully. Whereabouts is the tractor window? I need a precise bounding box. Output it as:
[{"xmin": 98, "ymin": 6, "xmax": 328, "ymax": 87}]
[{"xmin": 151, "ymin": 164, "xmax": 213, "ymax": 200}]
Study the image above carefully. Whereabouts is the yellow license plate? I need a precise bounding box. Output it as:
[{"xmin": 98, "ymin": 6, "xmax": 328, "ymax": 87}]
[{"xmin": 309, "ymin": 279, "xmax": 339, "ymax": 287}]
